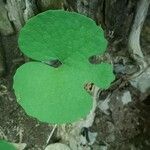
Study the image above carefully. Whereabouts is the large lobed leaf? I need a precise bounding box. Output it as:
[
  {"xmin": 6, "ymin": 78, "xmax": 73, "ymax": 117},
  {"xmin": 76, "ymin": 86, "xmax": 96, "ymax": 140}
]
[
  {"xmin": 0, "ymin": 140, "xmax": 16, "ymax": 150},
  {"xmin": 14, "ymin": 10, "xmax": 115, "ymax": 124},
  {"xmin": 13, "ymin": 61, "xmax": 114, "ymax": 124},
  {"xmin": 18, "ymin": 10, "xmax": 107, "ymax": 62}
]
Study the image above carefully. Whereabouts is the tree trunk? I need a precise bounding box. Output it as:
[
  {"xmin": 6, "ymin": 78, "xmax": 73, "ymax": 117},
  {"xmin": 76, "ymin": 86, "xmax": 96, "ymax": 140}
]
[{"xmin": 0, "ymin": 0, "xmax": 150, "ymax": 150}]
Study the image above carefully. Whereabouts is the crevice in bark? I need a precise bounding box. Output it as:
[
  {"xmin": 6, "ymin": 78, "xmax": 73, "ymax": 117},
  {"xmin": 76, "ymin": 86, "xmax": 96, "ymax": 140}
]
[
  {"xmin": 125, "ymin": 0, "xmax": 129, "ymax": 7},
  {"xmin": 3, "ymin": 0, "xmax": 7, "ymax": 4},
  {"xmin": 102, "ymin": 0, "xmax": 106, "ymax": 28},
  {"xmin": 0, "ymin": 35, "xmax": 6, "ymax": 77},
  {"xmin": 8, "ymin": 19, "xmax": 16, "ymax": 34},
  {"xmin": 65, "ymin": 0, "xmax": 77, "ymax": 11}
]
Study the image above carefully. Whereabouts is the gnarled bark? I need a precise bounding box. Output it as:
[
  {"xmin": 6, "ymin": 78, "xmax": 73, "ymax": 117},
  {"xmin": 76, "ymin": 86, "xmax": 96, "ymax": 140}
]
[{"xmin": 128, "ymin": 0, "xmax": 150, "ymax": 72}]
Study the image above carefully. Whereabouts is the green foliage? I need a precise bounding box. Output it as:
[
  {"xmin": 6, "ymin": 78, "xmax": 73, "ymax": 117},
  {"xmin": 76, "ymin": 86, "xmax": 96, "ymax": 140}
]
[
  {"xmin": 14, "ymin": 10, "xmax": 115, "ymax": 124},
  {"xmin": 0, "ymin": 140, "xmax": 16, "ymax": 150},
  {"xmin": 18, "ymin": 10, "xmax": 107, "ymax": 62}
]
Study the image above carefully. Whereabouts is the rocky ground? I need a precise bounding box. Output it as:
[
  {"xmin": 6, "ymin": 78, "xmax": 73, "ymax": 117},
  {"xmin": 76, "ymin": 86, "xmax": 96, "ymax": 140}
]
[{"xmin": 0, "ymin": 5, "xmax": 150, "ymax": 150}]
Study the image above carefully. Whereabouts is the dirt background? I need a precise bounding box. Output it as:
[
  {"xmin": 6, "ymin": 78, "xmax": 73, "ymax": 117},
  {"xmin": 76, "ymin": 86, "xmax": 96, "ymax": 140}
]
[{"xmin": 0, "ymin": 1, "xmax": 150, "ymax": 150}]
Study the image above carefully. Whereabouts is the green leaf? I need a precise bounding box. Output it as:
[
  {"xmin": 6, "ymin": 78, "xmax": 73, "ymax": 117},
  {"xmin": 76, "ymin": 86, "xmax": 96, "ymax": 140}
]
[
  {"xmin": 13, "ymin": 61, "xmax": 114, "ymax": 124},
  {"xmin": 18, "ymin": 10, "xmax": 107, "ymax": 62},
  {"xmin": 14, "ymin": 10, "xmax": 115, "ymax": 124},
  {"xmin": 0, "ymin": 140, "xmax": 16, "ymax": 150},
  {"xmin": 13, "ymin": 62, "xmax": 93, "ymax": 124}
]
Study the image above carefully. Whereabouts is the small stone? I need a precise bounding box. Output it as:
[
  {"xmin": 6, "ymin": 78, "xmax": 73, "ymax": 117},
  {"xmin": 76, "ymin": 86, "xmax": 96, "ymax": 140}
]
[
  {"xmin": 99, "ymin": 145, "xmax": 108, "ymax": 150},
  {"xmin": 130, "ymin": 68, "xmax": 150, "ymax": 93},
  {"xmin": 12, "ymin": 143, "xmax": 26, "ymax": 150},
  {"xmin": 45, "ymin": 143, "xmax": 71, "ymax": 150},
  {"xmin": 88, "ymin": 131, "xmax": 97, "ymax": 145},
  {"xmin": 98, "ymin": 95, "xmax": 111, "ymax": 115},
  {"xmin": 121, "ymin": 91, "xmax": 132, "ymax": 105}
]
